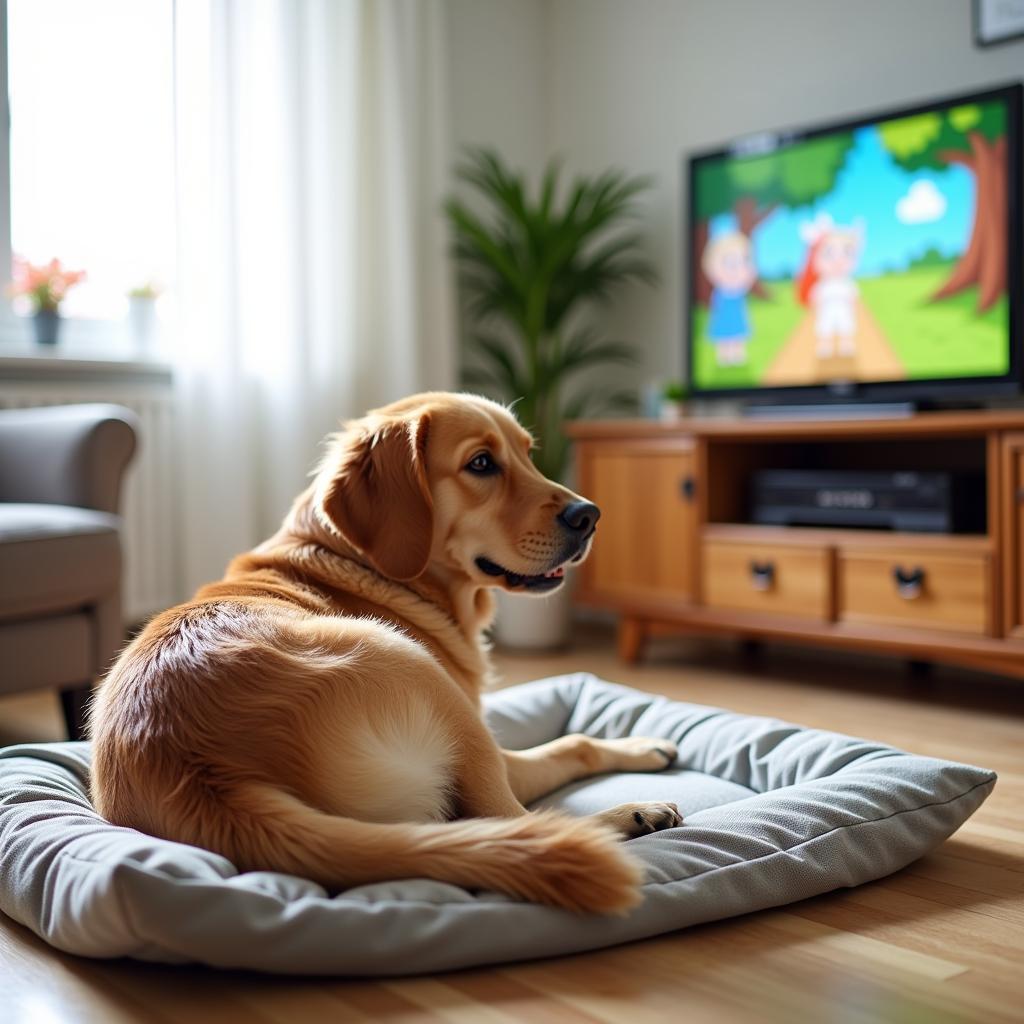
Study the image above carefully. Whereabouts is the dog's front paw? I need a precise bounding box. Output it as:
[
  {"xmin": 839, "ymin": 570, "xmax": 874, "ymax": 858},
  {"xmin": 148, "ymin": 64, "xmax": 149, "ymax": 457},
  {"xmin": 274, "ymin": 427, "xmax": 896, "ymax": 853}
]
[{"xmin": 596, "ymin": 801, "xmax": 683, "ymax": 838}]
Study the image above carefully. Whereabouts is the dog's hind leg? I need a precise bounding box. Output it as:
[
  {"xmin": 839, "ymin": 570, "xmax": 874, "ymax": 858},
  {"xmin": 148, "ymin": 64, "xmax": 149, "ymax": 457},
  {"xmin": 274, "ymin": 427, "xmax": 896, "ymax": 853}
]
[
  {"xmin": 445, "ymin": 704, "xmax": 530, "ymax": 820},
  {"xmin": 444, "ymin": 705, "xmax": 682, "ymax": 846}
]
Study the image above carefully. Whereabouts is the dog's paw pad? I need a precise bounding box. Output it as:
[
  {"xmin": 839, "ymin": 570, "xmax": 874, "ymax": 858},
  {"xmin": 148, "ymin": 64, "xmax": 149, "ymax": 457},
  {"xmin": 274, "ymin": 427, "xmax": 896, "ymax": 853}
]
[
  {"xmin": 600, "ymin": 801, "xmax": 684, "ymax": 838},
  {"xmin": 629, "ymin": 802, "xmax": 683, "ymax": 836}
]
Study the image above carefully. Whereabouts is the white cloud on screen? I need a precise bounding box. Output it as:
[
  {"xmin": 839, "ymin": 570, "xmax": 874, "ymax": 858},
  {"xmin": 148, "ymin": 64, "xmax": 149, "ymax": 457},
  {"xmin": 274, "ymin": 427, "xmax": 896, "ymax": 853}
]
[{"xmin": 895, "ymin": 180, "xmax": 947, "ymax": 224}]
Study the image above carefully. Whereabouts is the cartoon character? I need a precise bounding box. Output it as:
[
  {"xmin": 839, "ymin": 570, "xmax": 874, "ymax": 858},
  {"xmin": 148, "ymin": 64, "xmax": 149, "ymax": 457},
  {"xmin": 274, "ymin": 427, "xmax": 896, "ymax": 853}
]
[
  {"xmin": 702, "ymin": 231, "xmax": 757, "ymax": 367},
  {"xmin": 797, "ymin": 213, "xmax": 863, "ymax": 359}
]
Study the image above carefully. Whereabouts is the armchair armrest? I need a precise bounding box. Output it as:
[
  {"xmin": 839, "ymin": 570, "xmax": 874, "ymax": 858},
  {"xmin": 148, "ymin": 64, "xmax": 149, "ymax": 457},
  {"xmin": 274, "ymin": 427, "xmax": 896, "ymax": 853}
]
[{"xmin": 0, "ymin": 404, "xmax": 139, "ymax": 513}]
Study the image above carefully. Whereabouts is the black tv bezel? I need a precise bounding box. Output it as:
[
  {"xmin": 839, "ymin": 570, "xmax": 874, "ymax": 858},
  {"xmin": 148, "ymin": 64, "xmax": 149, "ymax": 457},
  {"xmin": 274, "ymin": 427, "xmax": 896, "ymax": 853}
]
[{"xmin": 684, "ymin": 82, "xmax": 1023, "ymax": 406}]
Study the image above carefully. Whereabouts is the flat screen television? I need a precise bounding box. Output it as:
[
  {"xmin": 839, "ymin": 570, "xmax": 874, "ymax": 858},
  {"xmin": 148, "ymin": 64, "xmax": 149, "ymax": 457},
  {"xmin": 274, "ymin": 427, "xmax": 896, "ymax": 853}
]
[{"xmin": 685, "ymin": 83, "xmax": 1022, "ymax": 406}]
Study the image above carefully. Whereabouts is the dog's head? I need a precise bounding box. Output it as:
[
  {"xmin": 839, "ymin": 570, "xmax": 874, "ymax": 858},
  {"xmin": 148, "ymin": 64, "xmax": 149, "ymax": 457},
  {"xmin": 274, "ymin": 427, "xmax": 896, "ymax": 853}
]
[{"xmin": 313, "ymin": 392, "xmax": 599, "ymax": 593}]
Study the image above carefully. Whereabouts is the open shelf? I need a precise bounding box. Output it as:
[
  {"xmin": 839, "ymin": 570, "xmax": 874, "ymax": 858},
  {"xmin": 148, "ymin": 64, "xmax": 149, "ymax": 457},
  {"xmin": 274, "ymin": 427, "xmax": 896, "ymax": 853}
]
[{"xmin": 703, "ymin": 434, "xmax": 989, "ymax": 534}]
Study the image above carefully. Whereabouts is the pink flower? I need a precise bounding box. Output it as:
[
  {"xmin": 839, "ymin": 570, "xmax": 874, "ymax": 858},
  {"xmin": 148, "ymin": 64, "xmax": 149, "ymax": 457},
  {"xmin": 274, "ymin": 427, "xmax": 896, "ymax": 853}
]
[{"xmin": 8, "ymin": 255, "xmax": 86, "ymax": 312}]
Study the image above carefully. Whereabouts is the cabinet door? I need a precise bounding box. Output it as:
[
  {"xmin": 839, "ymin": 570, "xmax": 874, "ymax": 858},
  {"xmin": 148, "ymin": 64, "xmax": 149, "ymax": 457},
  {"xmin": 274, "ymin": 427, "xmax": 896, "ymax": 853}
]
[
  {"xmin": 578, "ymin": 443, "xmax": 697, "ymax": 606},
  {"xmin": 1016, "ymin": 450, "xmax": 1024, "ymax": 634},
  {"xmin": 1003, "ymin": 433, "xmax": 1024, "ymax": 638}
]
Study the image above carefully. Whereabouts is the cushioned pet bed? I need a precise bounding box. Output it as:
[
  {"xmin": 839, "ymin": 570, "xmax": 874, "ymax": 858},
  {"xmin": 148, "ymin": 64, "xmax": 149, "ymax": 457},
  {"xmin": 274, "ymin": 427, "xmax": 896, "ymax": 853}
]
[{"xmin": 0, "ymin": 673, "xmax": 995, "ymax": 975}]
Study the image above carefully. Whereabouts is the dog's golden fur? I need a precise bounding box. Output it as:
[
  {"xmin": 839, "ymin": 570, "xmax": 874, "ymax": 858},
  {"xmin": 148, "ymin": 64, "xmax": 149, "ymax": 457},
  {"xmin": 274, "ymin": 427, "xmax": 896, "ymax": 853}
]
[{"xmin": 90, "ymin": 392, "xmax": 681, "ymax": 913}]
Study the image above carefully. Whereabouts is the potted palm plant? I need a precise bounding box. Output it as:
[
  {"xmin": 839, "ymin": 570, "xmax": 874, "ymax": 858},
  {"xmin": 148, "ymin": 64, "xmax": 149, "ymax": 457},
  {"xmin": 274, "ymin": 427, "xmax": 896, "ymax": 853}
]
[{"xmin": 445, "ymin": 148, "xmax": 656, "ymax": 648}]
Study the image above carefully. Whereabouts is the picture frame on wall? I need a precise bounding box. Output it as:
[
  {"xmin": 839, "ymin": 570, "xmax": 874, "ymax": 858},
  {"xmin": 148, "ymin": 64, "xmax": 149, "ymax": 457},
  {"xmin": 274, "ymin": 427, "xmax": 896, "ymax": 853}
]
[{"xmin": 974, "ymin": 0, "xmax": 1024, "ymax": 46}]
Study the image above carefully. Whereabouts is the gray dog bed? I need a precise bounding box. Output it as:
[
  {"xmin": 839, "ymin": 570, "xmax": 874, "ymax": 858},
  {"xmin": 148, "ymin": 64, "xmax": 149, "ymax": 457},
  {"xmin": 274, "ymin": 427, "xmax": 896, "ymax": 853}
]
[{"xmin": 0, "ymin": 673, "xmax": 995, "ymax": 974}]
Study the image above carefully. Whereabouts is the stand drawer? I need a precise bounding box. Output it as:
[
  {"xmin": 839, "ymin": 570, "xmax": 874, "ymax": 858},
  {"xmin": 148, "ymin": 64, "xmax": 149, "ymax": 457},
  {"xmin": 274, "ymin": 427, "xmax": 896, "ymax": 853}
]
[
  {"xmin": 702, "ymin": 540, "xmax": 832, "ymax": 620},
  {"xmin": 838, "ymin": 549, "xmax": 989, "ymax": 635}
]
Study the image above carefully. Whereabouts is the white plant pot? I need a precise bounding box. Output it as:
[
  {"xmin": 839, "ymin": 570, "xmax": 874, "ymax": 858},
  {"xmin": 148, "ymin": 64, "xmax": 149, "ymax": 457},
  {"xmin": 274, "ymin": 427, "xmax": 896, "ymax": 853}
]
[
  {"xmin": 660, "ymin": 400, "xmax": 688, "ymax": 422},
  {"xmin": 128, "ymin": 296, "xmax": 160, "ymax": 352},
  {"xmin": 492, "ymin": 581, "xmax": 573, "ymax": 651}
]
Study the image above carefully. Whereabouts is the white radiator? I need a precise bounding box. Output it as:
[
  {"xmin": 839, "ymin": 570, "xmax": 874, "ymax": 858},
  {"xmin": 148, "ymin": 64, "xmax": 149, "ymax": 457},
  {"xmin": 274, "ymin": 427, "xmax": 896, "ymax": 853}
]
[{"xmin": 0, "ymin": 359, "xmax": 182, "ymax": 623}]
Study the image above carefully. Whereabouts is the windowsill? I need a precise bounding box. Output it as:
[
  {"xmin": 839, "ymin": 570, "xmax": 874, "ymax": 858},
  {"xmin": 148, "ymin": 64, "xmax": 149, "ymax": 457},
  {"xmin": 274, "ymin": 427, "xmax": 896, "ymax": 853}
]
[
  {"xmin": 0, "ymin": 310, "xmax": 173, "ymax": 382},
  {"xmin": 0, "ymin": 339, "xmax": 173, "ymax": 381}
]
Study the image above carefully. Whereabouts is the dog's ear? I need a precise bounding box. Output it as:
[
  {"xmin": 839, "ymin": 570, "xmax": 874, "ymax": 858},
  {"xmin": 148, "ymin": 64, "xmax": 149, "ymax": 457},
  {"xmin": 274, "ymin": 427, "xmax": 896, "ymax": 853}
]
[{"xmin": 317, "ymin": 412, "xmax": 433, "ymax": 581}]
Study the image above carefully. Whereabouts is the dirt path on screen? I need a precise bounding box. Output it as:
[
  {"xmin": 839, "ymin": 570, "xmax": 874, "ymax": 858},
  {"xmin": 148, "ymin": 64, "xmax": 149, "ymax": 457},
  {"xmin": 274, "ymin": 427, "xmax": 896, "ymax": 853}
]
[{"xmin": 763, "ymin": 302, "xmax": 906, "ymax": 386}]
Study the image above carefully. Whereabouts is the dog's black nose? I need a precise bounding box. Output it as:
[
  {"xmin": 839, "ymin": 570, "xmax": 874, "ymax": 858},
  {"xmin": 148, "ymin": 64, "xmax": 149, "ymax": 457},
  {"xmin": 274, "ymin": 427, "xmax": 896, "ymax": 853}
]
[{"xmin": 559, "ymin": 500, "xmax": 601, "ymax": 534}]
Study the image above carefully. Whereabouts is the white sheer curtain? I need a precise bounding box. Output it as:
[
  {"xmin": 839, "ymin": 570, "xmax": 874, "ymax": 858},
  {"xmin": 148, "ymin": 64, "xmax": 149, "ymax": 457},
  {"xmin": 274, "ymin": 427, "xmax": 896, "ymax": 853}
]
[{"xmin": 172, "ymin": 0, "xmax": 455, "ymax": 595}]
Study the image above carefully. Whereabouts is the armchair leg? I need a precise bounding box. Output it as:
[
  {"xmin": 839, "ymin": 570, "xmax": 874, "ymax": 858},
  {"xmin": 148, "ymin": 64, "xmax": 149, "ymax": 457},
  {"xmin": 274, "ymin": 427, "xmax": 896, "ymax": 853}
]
[{"xmin": 59, "ymin": 685, "xmax": 93, "ymax": 741}]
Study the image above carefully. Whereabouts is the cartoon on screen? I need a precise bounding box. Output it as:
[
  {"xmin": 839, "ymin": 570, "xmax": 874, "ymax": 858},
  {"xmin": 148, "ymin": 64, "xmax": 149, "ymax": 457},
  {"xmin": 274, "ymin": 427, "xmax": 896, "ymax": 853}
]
[
  {"xmin": 690, "ymin": 98, "xmax": 1010, "ymax": 390},
  {"xmin": 702, "ymin": 231, "xmax": 756, "ymax": 366},
  {"xmin": 797, "ymin": 214, "xmax": 863, "ymax": 359}
]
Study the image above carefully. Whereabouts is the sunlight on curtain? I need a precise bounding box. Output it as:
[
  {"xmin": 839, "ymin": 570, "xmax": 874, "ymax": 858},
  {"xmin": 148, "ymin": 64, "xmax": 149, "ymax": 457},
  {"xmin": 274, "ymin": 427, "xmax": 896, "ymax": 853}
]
[{"xmin": 173, "ymin": 0, "xmax": 455, "ymax": 594}]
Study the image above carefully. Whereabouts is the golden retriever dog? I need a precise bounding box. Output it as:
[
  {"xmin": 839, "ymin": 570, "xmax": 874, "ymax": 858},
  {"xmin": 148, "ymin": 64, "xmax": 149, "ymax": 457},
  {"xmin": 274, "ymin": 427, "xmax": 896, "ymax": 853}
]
[{"xmin": 90, "ymin": 392, "xmax": 682, "ymax": 914}]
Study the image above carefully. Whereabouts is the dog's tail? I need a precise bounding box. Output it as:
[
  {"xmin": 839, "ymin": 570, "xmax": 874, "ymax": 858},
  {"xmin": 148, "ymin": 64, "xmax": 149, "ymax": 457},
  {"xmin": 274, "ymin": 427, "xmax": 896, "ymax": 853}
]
[{"xmin": 203, "ymin": 783, "xmax": 645, "ymax": 914}]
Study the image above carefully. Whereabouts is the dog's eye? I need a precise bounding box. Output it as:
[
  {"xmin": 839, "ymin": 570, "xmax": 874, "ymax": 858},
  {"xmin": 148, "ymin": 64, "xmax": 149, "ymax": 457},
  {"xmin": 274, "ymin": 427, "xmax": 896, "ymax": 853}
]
[{"xmin": 465, "ymin": 452, "xmax": 499, "ymax": 475}]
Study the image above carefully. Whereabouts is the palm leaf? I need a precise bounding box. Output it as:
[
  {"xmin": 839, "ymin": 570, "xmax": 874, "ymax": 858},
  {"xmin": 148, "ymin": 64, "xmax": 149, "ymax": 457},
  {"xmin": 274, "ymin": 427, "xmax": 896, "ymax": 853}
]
[
  {"xmin": 444, "ymin": 200, "xmax": 525, "ymax": 293},
  {"xmin": 548, "ymin": 240, "xmax": 656, "ymax": 330},
  {"xmin": 469, "ymin": 332, "xmax": 527, "ymax": 397},
  {"xmin": 460, "ymin": 365, "xmax": 503, "ymax": 393},
  {"xmin": 543, "ymin": 330, "xmax": 636, "ymax": 384},
  {"xmin": 536, "ymin": 161, "xmax": 559, "ymax": 230},
  {"xmin": 456, "ymin": 149, "xmax": 530, "ymax": 229}
]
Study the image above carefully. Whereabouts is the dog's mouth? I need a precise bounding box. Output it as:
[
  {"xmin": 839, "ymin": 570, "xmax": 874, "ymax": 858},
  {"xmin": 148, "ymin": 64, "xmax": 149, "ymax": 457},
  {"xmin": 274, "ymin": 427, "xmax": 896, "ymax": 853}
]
[{"xmin": 475, "ymin": 556, "xmax": 569, "ymax": 592}]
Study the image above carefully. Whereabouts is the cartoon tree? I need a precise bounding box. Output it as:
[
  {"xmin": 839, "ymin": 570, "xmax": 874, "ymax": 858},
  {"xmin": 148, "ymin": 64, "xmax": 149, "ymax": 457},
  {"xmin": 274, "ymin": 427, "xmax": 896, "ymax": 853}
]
[
  {"xmin": 878, "ymin": 102, "xmax": 1006, "ymax": 311},
  {"xmin": 692, "ymin": 133, "xmax": 854, "ymax": 304}
]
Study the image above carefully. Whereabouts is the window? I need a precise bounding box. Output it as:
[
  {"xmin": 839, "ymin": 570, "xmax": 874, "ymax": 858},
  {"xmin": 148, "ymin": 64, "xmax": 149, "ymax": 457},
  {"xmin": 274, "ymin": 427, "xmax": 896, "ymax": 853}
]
[{"xmin": 5, "ymin": 0, "xmax": 174, "ymax": 324}]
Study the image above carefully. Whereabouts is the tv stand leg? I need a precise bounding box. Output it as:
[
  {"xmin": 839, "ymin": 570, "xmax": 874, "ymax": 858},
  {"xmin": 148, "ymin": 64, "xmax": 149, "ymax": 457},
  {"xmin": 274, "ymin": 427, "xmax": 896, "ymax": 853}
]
[
  {"xmin": 907, "ymin": 658, "xmax": 933, "ymax": 682},
  {"xmin": 905, "ymin": 659, "xmax": 937, "ymax": 692},
  {"xmin": 740, "ymin": 638, "xmax": 763, "ymax": 662},
  {"xmin": 618, "ymin": 617, "xmax": 647, "ymax": 664}
]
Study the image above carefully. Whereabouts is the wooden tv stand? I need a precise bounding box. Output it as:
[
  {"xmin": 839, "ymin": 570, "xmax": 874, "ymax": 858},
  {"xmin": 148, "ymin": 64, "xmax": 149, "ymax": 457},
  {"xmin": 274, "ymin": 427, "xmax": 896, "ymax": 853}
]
[{"xmin": 568, "ymin": 410, "xmax": 1024, "ymax": 678}]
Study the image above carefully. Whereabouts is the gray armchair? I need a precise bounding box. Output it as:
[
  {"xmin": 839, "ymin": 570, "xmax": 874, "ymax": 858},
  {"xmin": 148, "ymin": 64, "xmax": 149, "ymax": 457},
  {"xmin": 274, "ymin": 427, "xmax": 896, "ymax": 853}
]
[{"xmin": 0, "ymin": 404, "xmax": 138, "ymax": 739}]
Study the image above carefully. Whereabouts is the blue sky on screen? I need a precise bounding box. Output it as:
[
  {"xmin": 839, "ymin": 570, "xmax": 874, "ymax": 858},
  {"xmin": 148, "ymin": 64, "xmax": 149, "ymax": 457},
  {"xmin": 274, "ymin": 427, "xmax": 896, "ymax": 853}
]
[{"xmin": 709, "ymin": 125, "xmax": 974, "ymax": 279}]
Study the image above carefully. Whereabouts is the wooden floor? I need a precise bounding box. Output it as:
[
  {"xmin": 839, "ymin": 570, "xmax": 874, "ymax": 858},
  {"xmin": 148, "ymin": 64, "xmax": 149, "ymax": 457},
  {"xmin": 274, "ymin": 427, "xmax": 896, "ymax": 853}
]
[{"xmin": 1, "ymin": 628, "xmax": 1022, "ymax": 1023}]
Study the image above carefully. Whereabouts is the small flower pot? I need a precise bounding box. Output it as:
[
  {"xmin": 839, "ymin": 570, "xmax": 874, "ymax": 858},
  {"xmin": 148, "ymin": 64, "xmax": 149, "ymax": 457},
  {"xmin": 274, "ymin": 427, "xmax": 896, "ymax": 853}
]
[
  {"xmin": 128, "ymin": 296, "xmax": 160, "ymax": 351},
  {"xmin": 659, "ymin": 399, "xmax": 689, "ymax": 422},
  {"xmin": 32, "ymin": 309, "xmax": 61, "ymax": 346}
]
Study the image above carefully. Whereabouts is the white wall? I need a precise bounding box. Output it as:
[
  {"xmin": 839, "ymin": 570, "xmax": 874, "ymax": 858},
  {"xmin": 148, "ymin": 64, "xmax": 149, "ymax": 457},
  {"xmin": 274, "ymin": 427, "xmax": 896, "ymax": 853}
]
[
  {"xmin": 444, "ymin": 0, "xmax": 549, "ymax": 387},
  {"xmin": 445, "ymin": 0, "xmax": 1024, "ymax": 392},
  {"xmin": 446, "ymin": 0, "xmax": 547, "ymax": 177}
]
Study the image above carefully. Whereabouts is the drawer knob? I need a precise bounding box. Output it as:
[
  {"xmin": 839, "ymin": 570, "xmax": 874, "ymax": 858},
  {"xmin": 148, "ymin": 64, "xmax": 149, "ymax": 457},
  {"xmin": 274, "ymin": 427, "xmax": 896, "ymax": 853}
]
[
  {"xmin": 893, "ymin": 565, "xmax": 925, "ymax": 600},
  {"xmin": 749, "ymin": 560, "xmax": 775, "ymax": 591},
  {"xmin": 680, "ymin": 475, "xmax": 696, "ymax": 501}
]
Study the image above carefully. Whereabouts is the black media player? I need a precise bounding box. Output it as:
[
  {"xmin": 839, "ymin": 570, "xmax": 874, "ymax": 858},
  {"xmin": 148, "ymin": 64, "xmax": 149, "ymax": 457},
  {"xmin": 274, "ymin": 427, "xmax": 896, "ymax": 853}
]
[{"xmin": 750, "ymin": 470, "xmax": 985, "ymax": 533}]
